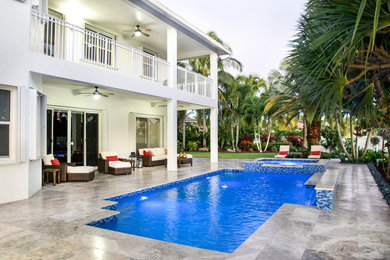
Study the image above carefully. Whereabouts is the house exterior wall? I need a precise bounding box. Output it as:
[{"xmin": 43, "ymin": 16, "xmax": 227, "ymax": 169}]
[{"xmin": 0, "ymin": 0, "xmax": 220, "ymax": 204}]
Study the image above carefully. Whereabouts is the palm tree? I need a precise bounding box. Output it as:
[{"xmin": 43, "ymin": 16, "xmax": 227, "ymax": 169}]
[
  {"xmin": 280, "ymin": 0, "xmax": 390, "ymax": 178},
  {"xmin": 187, "ymin": 32, "xmax": 243, "ymax": 149},
  {"xmin": 219, "ymin": 74, "xmax": 265, "ymax": 150},
  {"xmin": 242, "ymin": 96, "xmax": 266, "ymax": 151}
]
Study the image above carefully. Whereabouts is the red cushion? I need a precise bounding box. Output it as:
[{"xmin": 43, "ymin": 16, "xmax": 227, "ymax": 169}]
[
  {"xmin": 279, "ymin": 151, "xmax": 288, "ymax": 155},
  {"xmin": 311, "ymin": 151, "xmax": 321, "ymax": 156},
  {"xmin": 51, "ymin": 159, "xmax": 60, "ymax": 165},
  {"xmin": 143, "ymin": 150, "xmax": 152, "ymax": 156},
  {"xmin": 106, "ymin": 155, "xmax": 119, "ymax": 161}
]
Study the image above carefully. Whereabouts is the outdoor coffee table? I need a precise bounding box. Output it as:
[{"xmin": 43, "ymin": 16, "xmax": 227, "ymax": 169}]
[
  {"xmin": 42, "ymin": 168, "xmax": 60, "ymax": 186},
  {"xmin": 178, "ymin": 157, "xmax": 192, "ymax": 168}
]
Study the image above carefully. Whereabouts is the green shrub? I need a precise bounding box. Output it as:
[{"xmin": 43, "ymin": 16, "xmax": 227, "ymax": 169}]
[{"xmin": 188, "ymin": 141, "xmax": 199, "ymax": 151}]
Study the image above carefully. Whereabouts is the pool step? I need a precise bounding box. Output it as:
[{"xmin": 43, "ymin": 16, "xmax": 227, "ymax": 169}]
[{"xmin": 305, "ymin": 172, "xmax": 323, "ymax": 186}]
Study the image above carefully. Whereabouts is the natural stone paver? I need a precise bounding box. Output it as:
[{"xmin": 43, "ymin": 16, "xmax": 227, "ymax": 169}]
[{"xmin": 0, "ymin": 160, "xmax": 389, "ymax": 259}]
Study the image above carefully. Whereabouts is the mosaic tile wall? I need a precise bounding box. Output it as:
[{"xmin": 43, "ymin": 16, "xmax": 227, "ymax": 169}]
[
  {"xmin": 315, "ymin": 190, "xmax": 334, "ymax": 210},
  {"xmin": 243, "ymin": 161, "xmax": 329, "ymax": 175}
]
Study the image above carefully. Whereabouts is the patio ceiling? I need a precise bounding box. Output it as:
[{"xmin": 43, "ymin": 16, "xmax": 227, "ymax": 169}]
[{"xmin": 41, "ymin": 76, "xmax": 209, "ymax": 110}]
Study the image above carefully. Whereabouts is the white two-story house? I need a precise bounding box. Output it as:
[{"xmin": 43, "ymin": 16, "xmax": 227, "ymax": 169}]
[{"xmin": 0, "ymin": 0, "xmax": 229, "ymax": 204}]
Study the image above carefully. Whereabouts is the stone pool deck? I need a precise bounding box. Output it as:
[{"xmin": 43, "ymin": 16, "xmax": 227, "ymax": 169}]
[{"xmin": 0, "ymin": 159, "xmax": 389, "ymax": 259}]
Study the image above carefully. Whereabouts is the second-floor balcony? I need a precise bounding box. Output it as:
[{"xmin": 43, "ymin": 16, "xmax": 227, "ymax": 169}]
[{"xmin": 30, "ymin": 11, "xmax": 213, "ymax": 98}]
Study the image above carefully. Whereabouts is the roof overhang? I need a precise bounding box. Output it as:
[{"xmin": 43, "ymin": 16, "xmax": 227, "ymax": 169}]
[{"xmin": 127, "ymin": 0, "xmax": 231, "ymax": 56}]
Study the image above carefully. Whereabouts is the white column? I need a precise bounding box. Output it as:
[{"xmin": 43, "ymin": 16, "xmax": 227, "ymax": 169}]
[
  {"xmin": 210, "ymin": 52, "xmax": 218, "ymax": 163},
  {"xmin": 167, "ymin": 26, "xmax": 177, "ymax": 89},
  {"xmin": 210, "ymin": 52, "xmax": 218, "ymax": 99},
  {"xmin": 166, "ymin": 26, "xmax": 178, "ymax": 170},
  {"xmin": 167, "ymin": 99, "xmax": 178, "ymax": 170}
]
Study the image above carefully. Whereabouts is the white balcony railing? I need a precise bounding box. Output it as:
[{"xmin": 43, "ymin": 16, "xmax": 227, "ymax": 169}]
[
  {"xmin": 177, "ymin": 67, "xmax": 212, "ymax": 97},
  {"xmin": 30, "ymin": 11, "xmax": 169, "ymax": 86}
]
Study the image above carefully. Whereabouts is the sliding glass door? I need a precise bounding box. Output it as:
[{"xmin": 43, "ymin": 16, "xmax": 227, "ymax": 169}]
[
  {"xmin": 47, "ymin": 109, "xmax": 99, "ymax": 166},
  {"xmin": 136, "ymin": 117, "xmax": 161, "ymax": 150},
  {"xmin": 71, "ymin": 112, "xmax": 84, "ymax": 166}
]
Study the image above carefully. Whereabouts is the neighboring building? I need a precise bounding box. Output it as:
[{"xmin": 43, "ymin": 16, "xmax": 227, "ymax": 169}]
[{"xmin": 0, "ymin": 0, "xmax": 229, "ymax": 204}]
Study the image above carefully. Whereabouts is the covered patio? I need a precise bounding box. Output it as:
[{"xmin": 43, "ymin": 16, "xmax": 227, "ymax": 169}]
[{"xmin": 36, "ymin": 75, "xmax": 217, "ymax": 174}]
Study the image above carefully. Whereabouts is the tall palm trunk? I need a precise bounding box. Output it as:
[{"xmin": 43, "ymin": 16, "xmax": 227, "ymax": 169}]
[
  {"xmin": 235, "ymin": 117, "xmax": 240, "ymax": 150},
  {"xmin": 307, "ymin": 117, "xmax": 321, "ymax": 146},
  {"xmin": 387, "ymin": 142, "xmax": 390, "ymax": 179},
  {"xmin": 360, "ymin": 130, "xmax": 371, "ymax": 159},
  {"xmin": 230, "ymin": 122, "xmax": 235, "ymax": 150},
  {"xmin": 263, "ymin": 118, "xmax": 271, "ymax": 152},
  {"xmin": 336, "ymin": 114, "xmax": 352, "ymax": 160},
  {"xmin": 254, "ymin": 125, "xmax": 260, "ymax": 152},
  {"xmin": 258, "ymin": 120, "xmax": 263, "ymax": 152},
  {"xmin": 381, "ymin": 137, "xmax": 386, "ymax": 173},
  {"xmin": 350, "ymin": 115, "xmax": 356, "ymax": 159},
  {"xmin": 202, "ymin": 109, "xmax": 207, "ymax": 148},
  {"xmin": 182, "ymin": 120, "xmax": 186, "ymax": 151},
  {"xmin": 303, "ymin": 117, "xmax": 308, "ymax": 149}
]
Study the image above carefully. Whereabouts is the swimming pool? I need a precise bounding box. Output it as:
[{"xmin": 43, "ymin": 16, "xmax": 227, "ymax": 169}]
[{"xmin": 90, "ymin": 170, "xmax": 315, "ymax": 253}]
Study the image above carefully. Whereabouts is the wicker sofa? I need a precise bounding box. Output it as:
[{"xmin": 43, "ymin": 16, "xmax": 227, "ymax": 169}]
[
  {"xmin": 138, "ymin": 148, "xmax": 167, "ymax": 167},
  {"xmin": 98, "ymin": 152, "xmax": 133, "ymax": 175}
]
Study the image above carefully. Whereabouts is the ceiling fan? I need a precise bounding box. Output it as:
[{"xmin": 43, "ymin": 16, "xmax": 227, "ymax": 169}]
[
  {"xmin": 124, "ymin": 25, "xmax": 151, "ymax": 37},
  {"xmin": 78, "ymin": 86, "xmax": 114, "ymax": 100}
]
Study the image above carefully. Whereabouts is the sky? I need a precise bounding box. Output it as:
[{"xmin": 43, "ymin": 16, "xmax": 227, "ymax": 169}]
[{"xmin": 158, "ymin": 0, "xmax": 306, "ymax": 80}]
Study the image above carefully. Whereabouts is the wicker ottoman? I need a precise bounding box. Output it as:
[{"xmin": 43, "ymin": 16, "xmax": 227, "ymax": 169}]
[
  {"xmin": 109, "ymin": 161, "xmax": 132, "ymax": 175},
  {"xmin": 67, "ymin": 166, "xmax": 95, "ymax": 181}
]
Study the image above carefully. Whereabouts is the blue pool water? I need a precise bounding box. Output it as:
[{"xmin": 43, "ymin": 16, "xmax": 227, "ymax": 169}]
[{"xmin": 94, "ymin": 171, "xmax": 316, "ymax": 253}]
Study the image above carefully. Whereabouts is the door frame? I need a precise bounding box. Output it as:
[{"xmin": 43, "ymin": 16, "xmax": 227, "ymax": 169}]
[{"xmin": 47, "ymin": 105, "xmax": 101, "ymax": 165}]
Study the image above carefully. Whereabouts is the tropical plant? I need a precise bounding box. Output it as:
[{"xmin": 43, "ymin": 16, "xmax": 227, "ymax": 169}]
[{"xmin": 283, "ymin": 0, "xmax": 390, "ymax": 177}]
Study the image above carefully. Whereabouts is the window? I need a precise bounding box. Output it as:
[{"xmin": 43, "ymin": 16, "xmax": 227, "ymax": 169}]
[
  {"xmin": 143, "ymin": 50, "xmax": 156, "ymax": 79},
  {"xmin": 136, "ymin": 117, "xmax": 161, "ymax": 150},
  {"xmin": 43, "ymin": 9, "xmax": 64, "ymax": 57},
  {"xmin": 0, "ymin": 89, "xmax": 10, "ymax": 157},
  {"xmin": 84, "ymin": 25, "xmax": 115, "ymax": 66}
]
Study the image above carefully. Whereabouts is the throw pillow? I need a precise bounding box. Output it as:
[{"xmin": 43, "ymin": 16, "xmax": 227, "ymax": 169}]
[
  {"xmin": 311, "ymin": 151, "xmax": 321, "ymax": 155},
  {"xmin": 106, "ymin": 155, "xmax": 119, "ymax": 161},
  {"xmin": 279, "ymin": 151, "xmax": 288, "ymax": 155},
  {"xmin": 51, "ymin": 159, "xmax": 60, "ymax": 165}
]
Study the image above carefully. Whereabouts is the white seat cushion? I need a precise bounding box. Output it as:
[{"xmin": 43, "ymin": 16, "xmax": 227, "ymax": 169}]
[
  {"xmin": 150, "ymin": 148, "xmax": 165, "ymax": 156},
  {"xmin": 42, "ymin": 154, "xmax": 55, "ymax": 165},
  {"xmin": 151, "ymin": 155, "xmax": 167, "ymax": 161},
  {"xmin": 109, "ymin": 161, "xmax": 131, "ymax": 168},
  {"xmin": 101, "ymin": 151, "xmax": 118, "ymax": 160},
  {"xmin": 308, "ymin": 155, "xmax": 321, "ymax": 159},
  {"xmin": 274, "ymin": 155, "xmax": 287, "ymax": 158},
  {"xmin": 67, "ymin": 166, "xmax": 94, "ymax": 174}
]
